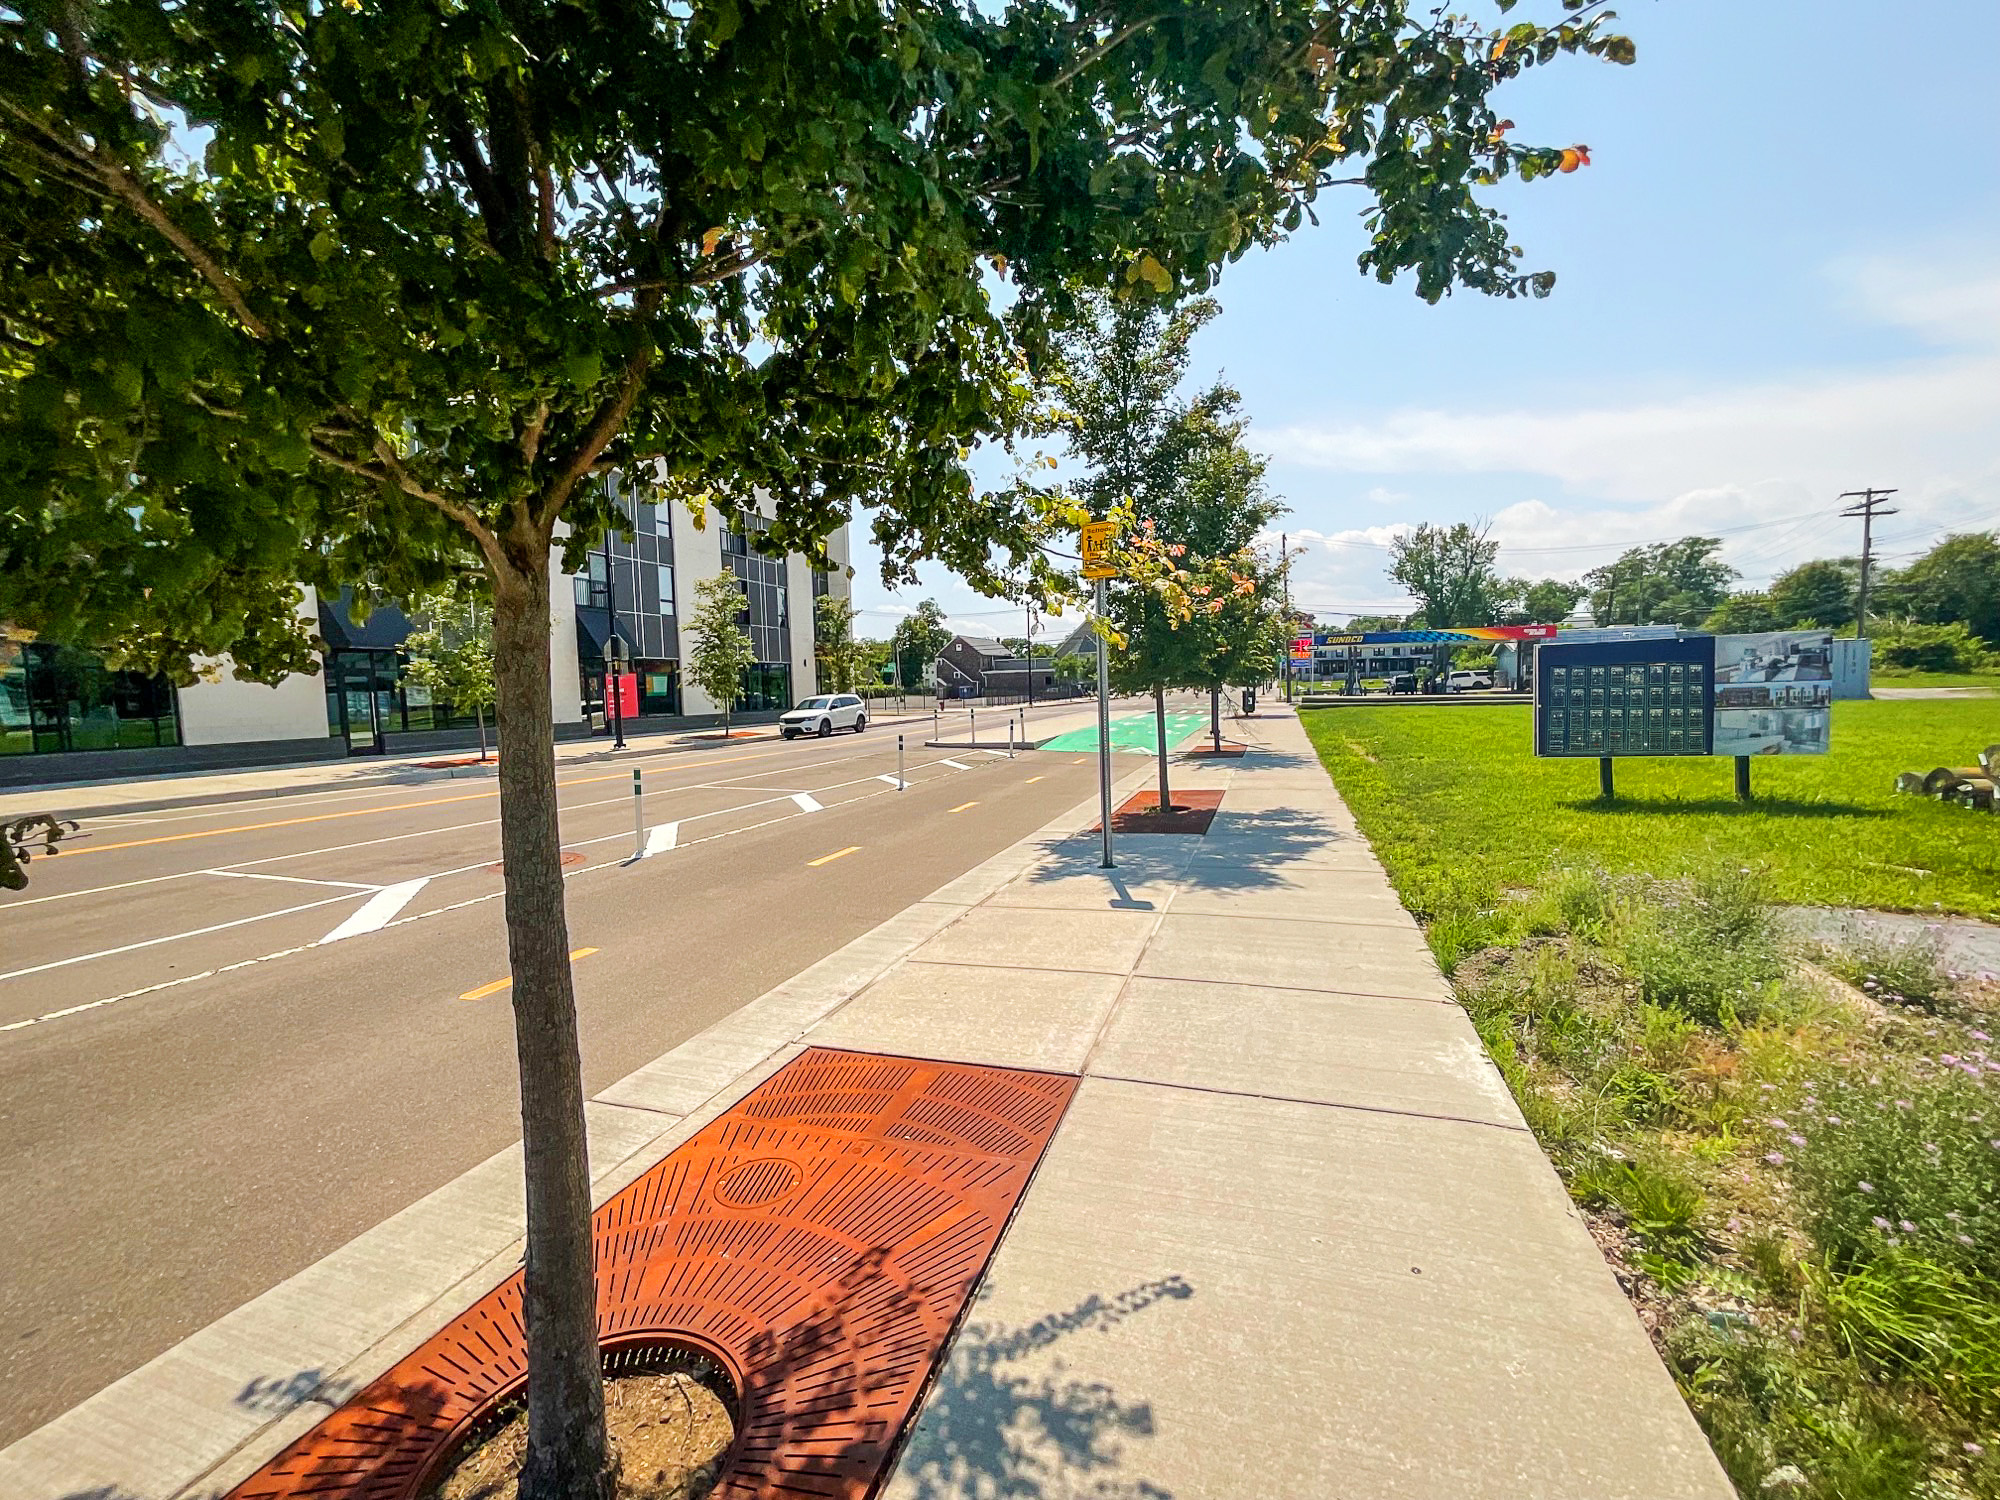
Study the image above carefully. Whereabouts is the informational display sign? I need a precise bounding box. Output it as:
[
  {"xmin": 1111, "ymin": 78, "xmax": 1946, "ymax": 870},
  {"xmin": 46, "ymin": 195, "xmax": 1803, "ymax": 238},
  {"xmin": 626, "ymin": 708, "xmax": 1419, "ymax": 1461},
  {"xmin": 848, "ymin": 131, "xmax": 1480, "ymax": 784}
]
[
  {"xmin": 1080, "ymin": 520, "xmax": 1120, "ymax": 579},
  {"xmin": 1534, "ymin": 631, "xmax": 1834, "ymax": 759},
  {"xmin": 1713, "ymin": 631, "xmax": 1833, "ymax": 756},
  {"xmin": 1534, "ymin": 638, "xmax": 1714, "ymax": 758},
  {"xmin": 1290, "ymin": 635, "xmax": 1313, "ymax": 660}
]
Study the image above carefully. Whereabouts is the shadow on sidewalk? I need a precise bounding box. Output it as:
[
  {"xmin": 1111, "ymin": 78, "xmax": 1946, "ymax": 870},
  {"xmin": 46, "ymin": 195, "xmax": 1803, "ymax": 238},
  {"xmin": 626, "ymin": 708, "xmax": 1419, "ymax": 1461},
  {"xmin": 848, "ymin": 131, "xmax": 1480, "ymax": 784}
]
[{"xmin": 892, "ymin": 1275, "xmax": 1192, "ymax": 1500}]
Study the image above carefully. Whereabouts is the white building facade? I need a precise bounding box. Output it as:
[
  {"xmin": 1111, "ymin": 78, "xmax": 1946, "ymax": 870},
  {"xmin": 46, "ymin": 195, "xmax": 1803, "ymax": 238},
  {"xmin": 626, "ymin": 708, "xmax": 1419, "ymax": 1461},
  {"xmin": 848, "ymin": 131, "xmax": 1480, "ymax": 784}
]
[{"xmin": 0, "ymin": 481, "xmax": 847, "ymax": 785}]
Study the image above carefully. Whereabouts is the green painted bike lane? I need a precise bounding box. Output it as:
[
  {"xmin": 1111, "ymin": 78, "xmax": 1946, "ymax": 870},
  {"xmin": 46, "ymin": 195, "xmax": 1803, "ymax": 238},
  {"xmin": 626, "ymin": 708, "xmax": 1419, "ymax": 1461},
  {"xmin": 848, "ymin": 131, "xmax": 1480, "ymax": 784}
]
[{"xmin": 1039, "ymin": 709, "xmax": 1209, "ymax": 755}]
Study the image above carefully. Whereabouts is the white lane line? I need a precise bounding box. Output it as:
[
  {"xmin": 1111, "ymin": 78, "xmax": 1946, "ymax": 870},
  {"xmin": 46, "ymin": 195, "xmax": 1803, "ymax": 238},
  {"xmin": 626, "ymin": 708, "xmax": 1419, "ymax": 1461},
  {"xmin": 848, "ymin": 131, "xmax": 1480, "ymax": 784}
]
[
  {"xmin": 1, "ymin": 756, "xmax": 1075, "ymax": 1036},
  {"xmin": 645, "ymin": 822, "xmax": 678, "ymax": 855},
  {"xmin": 791, "ymin": 792, "xmax": 823, "ymax": 813},
  {"xmin": 874, "ymin": 774, "xmax": 902, "ymax": 786},
  {"xmin": 940, "ymin": 759, "xmax": 970, "ymax": 770},
  {"xmin": 0, "ymin": 892, "xmax": 364, "ymax": 984},
  {"xmin": 317, "ymin": 878, "xmax": 431, "ymax": 943},
  {"xmin": 201, "ymin": 869, "xmax": 380, "ymax": 891},
  {"xmin": 981, "ymin": 749, "xmax": 1012, "ymax": 758}
]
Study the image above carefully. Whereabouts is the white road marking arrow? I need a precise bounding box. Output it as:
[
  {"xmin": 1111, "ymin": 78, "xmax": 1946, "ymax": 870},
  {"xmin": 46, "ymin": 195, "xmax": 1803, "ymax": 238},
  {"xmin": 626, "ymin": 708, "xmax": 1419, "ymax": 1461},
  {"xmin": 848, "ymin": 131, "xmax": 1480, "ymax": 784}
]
[{"xmin": 318, "ymin": 878, "xmax": 430, "ymax": 944}]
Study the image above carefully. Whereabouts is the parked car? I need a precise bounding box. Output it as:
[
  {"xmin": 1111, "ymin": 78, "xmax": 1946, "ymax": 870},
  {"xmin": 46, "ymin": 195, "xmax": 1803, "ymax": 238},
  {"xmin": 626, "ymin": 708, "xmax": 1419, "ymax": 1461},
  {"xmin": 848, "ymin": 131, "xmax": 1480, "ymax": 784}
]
[
  {"xmin": 1386, "ymin": 673, "xmax": 1419, "ymax": 695},
  {"xmin": 779, "ymin": 693, "xmax": 867, "ymax": 738},
  {"xmin": 1445, "ymin": 669, "xmax": 1495, "ymax": 694}
]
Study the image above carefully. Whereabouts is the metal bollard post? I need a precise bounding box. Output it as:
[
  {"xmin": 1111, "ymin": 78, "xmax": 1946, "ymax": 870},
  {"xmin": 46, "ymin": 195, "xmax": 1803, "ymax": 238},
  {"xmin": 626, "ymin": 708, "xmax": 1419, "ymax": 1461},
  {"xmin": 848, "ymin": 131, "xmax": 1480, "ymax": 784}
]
[
  {"xmin": 897, "ymin": 734, "xmax": 906, "ymax": 791},
  {"xmin": 632, "ymin": 768, "xmax": 644, "ymax": 858},
  {"xmin": 970, "ymin": 707, "xmax": 977, "ymax": 747},
  {"xmin": 1008, "ymin": 713, "xmax": 1016, "ymax": 758}
]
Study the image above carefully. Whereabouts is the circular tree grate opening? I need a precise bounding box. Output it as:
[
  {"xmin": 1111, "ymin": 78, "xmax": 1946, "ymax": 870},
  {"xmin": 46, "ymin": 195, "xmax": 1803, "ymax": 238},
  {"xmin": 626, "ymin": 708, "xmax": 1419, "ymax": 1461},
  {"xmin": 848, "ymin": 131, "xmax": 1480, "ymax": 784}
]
[{"xmin": 419, "ymin": 1344, "xmax": 738, "ymax": 1500}]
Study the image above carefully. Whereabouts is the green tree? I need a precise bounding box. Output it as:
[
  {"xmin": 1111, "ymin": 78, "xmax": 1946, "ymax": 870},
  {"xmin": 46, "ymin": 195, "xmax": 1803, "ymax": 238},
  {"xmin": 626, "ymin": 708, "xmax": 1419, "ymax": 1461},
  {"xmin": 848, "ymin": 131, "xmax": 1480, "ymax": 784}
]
[
  {"xmin": 1052, "ymin": 651, "xmax": 1090, "ymax": 686},
  {"xmin": 1703, "ymin": 592, "xmax": 1780, "ymax": 635},
  {"xmin": 685, "ymin": 573, "xmax": 757, "ymax": 737},
  {"xmin": 1513, "ymin": 577, "xmax": 1587, "ymax": 624},
  {"xmin": 891, "ymin": 600, "xmax": 953, "ymax": 694},
  {"xmin": 1878, "ymin": 533, "xmax": 2000, "ymax": 647},
  {"xmin": 1389, "ymin": 523, "xmax": 1507, "ymax": 627},
  {"xmin": 812, "ymin": 593, "xmax": 865, "ymax": 694},
  {"xmin": 1585, "ymin": 538, "xmax": 1736, "ymax": 626},
  {"xmin": 403, "ymin": 585, "xmax": 498, "ymax": 761},
  {"xmin": 0, "ymin": 1, "xmax": 1631, "ymax": 1484},
  {"xmin": 1767, "ymin": 558, "xmax": 1857, "ymax": 629}
]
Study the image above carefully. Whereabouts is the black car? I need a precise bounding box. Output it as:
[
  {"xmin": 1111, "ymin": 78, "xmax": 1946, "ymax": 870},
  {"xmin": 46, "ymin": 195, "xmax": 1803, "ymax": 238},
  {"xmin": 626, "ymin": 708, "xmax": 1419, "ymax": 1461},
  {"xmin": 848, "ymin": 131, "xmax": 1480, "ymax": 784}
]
[{"xmin": 1387, "ymin": 672, "xmax": 1418, "ymax": 694}]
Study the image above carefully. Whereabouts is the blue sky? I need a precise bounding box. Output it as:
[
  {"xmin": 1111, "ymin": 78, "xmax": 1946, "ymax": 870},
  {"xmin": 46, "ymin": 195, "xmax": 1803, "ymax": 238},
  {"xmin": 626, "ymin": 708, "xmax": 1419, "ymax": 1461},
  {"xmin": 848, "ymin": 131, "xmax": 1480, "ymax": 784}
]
[{"xmin": 849, "ymin": 0, "xmax": 2000, "ymax": 639}]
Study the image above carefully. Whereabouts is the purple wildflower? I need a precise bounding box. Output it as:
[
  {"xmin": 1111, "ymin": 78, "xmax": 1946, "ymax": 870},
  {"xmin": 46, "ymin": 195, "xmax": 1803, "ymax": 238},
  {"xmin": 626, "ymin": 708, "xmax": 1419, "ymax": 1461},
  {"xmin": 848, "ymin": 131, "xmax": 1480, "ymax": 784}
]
[{"xmin": 1764, "ymin": 1151, "xmax": 1786, "ymax": 1165}]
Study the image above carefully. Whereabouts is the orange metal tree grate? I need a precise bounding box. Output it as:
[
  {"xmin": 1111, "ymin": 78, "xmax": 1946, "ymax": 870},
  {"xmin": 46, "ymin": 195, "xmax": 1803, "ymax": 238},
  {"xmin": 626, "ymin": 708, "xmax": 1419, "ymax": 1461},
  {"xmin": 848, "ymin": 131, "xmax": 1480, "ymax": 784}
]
[{"xmin": 228, "ymin": 1047, "xmax": 1077, "ymax": 1500}]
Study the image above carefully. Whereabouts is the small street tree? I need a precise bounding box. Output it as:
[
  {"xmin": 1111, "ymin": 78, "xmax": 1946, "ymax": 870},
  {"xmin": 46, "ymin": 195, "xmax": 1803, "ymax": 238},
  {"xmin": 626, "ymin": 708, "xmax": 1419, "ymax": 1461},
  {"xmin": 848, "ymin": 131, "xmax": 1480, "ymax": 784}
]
[
  {"xmin": 813, "ymin": 594, "xmax": 865, "ymax": 695},
  {"xmin": 0, "ymin": 1, "xmax": 1629, "ymax": 1485},
  {"xmin": 404, "ymin": 586, "xmax": 497, "ymax": 762},
  {"xmin": 686, "ymin": 573, "xmax": 756, "ymax": 739},
  {"xmin": 891, "ymin": 601, "xmax": 953, "ymax": 695}
]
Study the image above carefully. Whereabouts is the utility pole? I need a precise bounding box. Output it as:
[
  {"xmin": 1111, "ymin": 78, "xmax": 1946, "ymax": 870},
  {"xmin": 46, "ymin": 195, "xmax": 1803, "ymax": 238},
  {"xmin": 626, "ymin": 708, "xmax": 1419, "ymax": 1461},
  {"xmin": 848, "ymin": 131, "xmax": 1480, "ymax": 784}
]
[
  {"xmin": 1025, "ymin": 597, "xmax": 1034, "ymax": 709},
  {"xmin": 1839, "ymin": 488, "xmax": 1900, "ymax": 639},
  {"xmin": 1281, "ymin": 531, "xmax": 1293, "ymax": 703}
]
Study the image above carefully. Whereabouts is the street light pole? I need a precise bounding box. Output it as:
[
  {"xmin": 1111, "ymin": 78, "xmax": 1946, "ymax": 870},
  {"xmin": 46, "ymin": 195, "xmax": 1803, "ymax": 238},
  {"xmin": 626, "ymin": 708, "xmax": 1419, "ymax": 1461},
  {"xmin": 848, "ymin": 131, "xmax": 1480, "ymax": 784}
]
[{"xmin": 1095, "ymin": 576, "xmax": 1115, "ymax": 870}]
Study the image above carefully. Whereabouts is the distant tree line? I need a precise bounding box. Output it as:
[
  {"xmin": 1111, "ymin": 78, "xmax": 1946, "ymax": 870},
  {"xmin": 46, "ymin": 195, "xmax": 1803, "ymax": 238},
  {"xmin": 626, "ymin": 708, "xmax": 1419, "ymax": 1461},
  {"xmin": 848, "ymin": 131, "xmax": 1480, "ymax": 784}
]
[{"xmin": 1369, "ymin": 521, "xmax": 2000, "ymax": 675}]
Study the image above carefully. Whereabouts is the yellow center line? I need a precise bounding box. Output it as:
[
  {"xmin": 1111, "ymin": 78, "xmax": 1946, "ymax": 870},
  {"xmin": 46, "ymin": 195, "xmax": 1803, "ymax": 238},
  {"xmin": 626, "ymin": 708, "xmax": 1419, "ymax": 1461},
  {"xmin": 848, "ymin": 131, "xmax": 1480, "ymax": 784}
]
[
  {"xmin": 948, "ymin": 801, "xmax": 979, "ymax": 814},
  {"xmin": 1025, "ymin": 776, "xmax": 1045, "ymax": 784},
  {"xmin": 459, "ymin": 947, "xmax": 599, "ymax": 1001},
  {"xmin": 1073, "ymin": 757, "xmax": 1088, "ymax": 764},
  {"xmin": 806, "ymin": 845, "xmax": 862, "ymax": 867}
]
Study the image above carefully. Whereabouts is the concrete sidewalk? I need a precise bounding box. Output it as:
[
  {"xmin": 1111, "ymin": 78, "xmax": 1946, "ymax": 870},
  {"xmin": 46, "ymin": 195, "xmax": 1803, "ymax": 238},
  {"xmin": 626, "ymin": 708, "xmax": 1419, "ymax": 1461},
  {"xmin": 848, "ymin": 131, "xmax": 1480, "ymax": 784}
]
[{"xmin": 0, "ymin": 709, "xmax": 1731, "ymax": 1499}]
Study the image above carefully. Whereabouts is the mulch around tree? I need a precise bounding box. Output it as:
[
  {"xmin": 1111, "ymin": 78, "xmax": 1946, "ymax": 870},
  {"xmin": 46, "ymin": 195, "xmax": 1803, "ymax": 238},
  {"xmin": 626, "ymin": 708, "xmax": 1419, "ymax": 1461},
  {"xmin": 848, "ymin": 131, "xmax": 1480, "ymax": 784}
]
[
  {"xmin": 1090, "ymin": 787, "xmax": 1223, "ymax": 834},
  {"xmin": 423, "ymin": 1368, "xmax": 734, "ymax": 1500}
]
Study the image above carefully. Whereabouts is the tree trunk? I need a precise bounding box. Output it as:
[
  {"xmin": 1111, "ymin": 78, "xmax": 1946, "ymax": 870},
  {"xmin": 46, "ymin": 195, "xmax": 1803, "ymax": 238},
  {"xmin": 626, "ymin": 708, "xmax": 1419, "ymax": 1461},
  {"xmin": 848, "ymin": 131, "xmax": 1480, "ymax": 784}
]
[
  {"xmin": 1154, "ymin": 685, "xmax": 1171, "ymax": 810},
  {"xmin": 476, "ymin": 703, "xmax": 489, "ymax": 763},
  {"xmin": 1210, "ymin": 685, "xmax": 1221, "ymax": 752},
  {"xmin": 490, "ymin": 562, "xmax": 614, "ymax": 1500}
]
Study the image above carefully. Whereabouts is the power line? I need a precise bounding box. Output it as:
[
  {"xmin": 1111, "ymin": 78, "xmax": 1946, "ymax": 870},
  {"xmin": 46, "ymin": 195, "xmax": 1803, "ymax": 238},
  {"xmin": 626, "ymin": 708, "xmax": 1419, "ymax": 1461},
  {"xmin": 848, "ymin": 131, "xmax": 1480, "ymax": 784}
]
[{"xmin": 1300, "ymin": 508, "xmax": 1826, "ymax": 557}]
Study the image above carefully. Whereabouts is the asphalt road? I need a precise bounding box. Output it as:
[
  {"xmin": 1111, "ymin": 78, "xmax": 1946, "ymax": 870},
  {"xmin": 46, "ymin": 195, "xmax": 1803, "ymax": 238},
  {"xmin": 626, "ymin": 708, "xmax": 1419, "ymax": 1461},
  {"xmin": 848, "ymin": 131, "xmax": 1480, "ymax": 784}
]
[{"xmin": 0, "ymin": 703, "xmax": 1129, "ymax": 1444}]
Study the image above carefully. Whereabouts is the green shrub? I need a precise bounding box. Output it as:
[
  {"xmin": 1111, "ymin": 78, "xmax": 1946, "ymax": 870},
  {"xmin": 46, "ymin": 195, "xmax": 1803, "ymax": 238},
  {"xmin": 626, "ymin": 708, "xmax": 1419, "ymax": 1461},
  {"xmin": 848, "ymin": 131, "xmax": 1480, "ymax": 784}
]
[
  {"xmin": 1818, "ymin": 923, "xmax": 1961, "ymax": 1013},
  {"xmin": 1786, "ymin": 1067, "xmax": 2000, "ymax": 1286},
  {"xmin": 1808, "ymin": 1251, "xmax": 2000, "ymax": 1414},
  {"xmin": 1871, "ymin": 618, "xmax": 1994, "ymax": 673},
  {"xmin": 1618, "ymin": 867, "xmax": 1785, "ymax": 1026},
  {"xmin": 1572, "ymin": 1152, "xmax": 1705, "ymax": 1257}
]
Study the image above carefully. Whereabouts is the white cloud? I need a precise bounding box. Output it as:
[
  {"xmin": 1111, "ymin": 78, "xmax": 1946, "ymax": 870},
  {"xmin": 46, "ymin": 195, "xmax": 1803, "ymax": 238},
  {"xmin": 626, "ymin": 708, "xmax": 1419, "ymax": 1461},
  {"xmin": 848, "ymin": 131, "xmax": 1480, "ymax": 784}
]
[{"xmin": 1259, "ymin": 255, "xmax": 2000, "ymax": 594}]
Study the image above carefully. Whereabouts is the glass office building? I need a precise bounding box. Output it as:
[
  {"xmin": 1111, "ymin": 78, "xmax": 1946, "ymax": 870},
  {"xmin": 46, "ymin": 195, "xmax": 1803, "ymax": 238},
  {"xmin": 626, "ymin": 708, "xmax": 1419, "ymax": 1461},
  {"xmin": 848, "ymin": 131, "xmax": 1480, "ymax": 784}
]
[{"xmin": 0, "ymin": 632, "xmax": 180, "ymax": 760}]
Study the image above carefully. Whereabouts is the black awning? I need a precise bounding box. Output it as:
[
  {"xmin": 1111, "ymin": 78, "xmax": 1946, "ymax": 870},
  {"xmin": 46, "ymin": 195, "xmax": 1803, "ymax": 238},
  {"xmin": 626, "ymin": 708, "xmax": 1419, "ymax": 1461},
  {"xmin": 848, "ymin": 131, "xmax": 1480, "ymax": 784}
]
[
  {"xmin": 318, "ymin": 588, "xmax": 413, "ymax": 652},
  {"xmin": 575, "ymin": 607, "xmax": 609, "ymax": 663}
]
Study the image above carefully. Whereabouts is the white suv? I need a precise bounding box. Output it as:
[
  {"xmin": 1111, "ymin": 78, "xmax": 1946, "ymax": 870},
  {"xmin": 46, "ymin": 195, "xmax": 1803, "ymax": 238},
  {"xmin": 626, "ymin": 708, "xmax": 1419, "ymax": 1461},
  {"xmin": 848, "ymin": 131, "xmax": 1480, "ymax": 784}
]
[
  {"xmin": 1445, "ymin": 669, "xmax": 1494, "ymax": 693},
  {"xmin": 779, "ymin": 694, "xmax": 867, "ymax": 738}
]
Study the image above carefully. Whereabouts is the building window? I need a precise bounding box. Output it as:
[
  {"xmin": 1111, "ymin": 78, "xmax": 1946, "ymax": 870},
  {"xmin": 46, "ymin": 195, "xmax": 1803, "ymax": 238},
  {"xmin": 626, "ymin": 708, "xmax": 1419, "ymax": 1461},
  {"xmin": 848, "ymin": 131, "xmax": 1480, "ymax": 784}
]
[
  {"xmin": 738, "ymin": 662, "xmax": 791, "ymax": 713},
  {"xmin": 0, "ymin": 636, "xmax": 180, "ymax": 756},
  {"xmin": 653, "ymin": 506, "xmax": 671, "ymax": 538},
  {"xmin": 658, "ymin": 564, "xmax": 674, "ymax": 616},
  {"xmin": 574, "ymin": 553, "xmax": 608, "ymax": 610}
]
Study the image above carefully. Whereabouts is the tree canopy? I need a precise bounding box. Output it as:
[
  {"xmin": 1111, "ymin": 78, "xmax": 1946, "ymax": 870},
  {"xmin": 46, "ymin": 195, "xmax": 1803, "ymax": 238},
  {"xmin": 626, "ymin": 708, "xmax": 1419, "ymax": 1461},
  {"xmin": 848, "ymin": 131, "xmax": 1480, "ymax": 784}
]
[
  {"xmin": 1880, "ymin": 533, "xmax": 2000, "ymax": 647},
  {"xmin": 1584, "ymin": 538, "xmax": 1736, "ymax": 627},
  {"xmin": 0, "ymin": 0, "xmax": 1634, "ymax": 1486},
  {"xmin": 890, "ymin": 599, "xmax": 953, "ymax": 692},
  {"xmin": 1767, "ymin": 558, "xmax": 1857, "ymax": 630},
  {"xmin": 1388, "ymin": 521, "xmax": 1507, "ymax": 627},
  {"xmin": 685, "ymin": 572, "xmax": 757, "ymax": 729}
]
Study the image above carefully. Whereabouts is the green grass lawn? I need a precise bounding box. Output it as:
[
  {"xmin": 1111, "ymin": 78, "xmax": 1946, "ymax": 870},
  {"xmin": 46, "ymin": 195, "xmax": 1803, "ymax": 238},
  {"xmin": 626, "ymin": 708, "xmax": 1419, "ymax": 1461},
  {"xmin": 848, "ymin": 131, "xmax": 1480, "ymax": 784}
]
[
  {"xmin": 1302, "ymin": 700, "xmax": 2000, "ymax": 929},
  {"xmin": 1872, "ymin": 669, "xmax": 2000, "ymax": 689}
]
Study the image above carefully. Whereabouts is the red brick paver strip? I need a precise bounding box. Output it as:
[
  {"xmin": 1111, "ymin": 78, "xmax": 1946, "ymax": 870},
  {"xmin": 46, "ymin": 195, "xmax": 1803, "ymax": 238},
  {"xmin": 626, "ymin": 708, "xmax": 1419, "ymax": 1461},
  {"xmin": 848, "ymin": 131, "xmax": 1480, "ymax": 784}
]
[{"xmin": 227, "ymin": 1047, "xmax": 1076, "ymax": 1500}]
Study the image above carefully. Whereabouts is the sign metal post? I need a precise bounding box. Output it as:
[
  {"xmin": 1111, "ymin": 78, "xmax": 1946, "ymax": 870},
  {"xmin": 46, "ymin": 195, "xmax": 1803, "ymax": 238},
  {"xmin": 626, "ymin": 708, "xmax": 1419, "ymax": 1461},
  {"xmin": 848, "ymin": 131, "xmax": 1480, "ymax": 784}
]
[{"xmin": 1082, "ymin": 519, "xmax": 1120, "ymax": 871}]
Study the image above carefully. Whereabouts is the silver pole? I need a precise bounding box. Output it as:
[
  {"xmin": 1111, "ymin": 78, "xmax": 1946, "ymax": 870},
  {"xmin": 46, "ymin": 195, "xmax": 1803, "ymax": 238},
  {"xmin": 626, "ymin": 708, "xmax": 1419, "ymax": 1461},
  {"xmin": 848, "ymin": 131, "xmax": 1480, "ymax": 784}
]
[
  {"xmin": 897, "ymin": 734, "xmax": 906, "ymax": 791},
  {"xmin": 1095, "ymin": 577, "xmax": 1115, "ymax": 869},
  {"xmin": 970, "ymin": 707, "xmax": 977, "ymax": 747},
  {"xmin": 631, "ymin": 768, "xmax": 644, "ymax": 858},
  {"xmin": 1008, "ymin": 713, "xmax": 1016, "ymax": 758}
]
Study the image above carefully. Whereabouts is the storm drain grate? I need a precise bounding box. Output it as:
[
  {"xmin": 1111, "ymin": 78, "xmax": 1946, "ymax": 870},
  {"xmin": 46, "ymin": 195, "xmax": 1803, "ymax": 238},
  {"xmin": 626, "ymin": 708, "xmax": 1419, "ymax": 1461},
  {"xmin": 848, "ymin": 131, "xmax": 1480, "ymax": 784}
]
[{"xmin": 226, "ymin": 1047, "xmax": 1077, "ymax": 1500}]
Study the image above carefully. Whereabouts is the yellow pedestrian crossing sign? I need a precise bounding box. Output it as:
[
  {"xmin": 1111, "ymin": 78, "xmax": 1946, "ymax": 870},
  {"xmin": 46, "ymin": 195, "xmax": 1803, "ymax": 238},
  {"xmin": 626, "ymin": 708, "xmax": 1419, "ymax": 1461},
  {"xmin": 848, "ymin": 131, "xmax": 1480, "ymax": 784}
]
[{"xmin": 1081, "ymin": 520, "xmax": 1119, "ymax": 579}]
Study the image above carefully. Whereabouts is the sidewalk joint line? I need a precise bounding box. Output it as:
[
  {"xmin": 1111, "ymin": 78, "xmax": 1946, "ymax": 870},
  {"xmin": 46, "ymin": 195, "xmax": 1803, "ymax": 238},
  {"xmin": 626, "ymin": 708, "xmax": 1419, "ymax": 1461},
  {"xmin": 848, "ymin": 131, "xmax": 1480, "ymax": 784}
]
[{"xmin": 1084, "ymin": 1070, "xmax": 1530, "ymax": 1133}]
